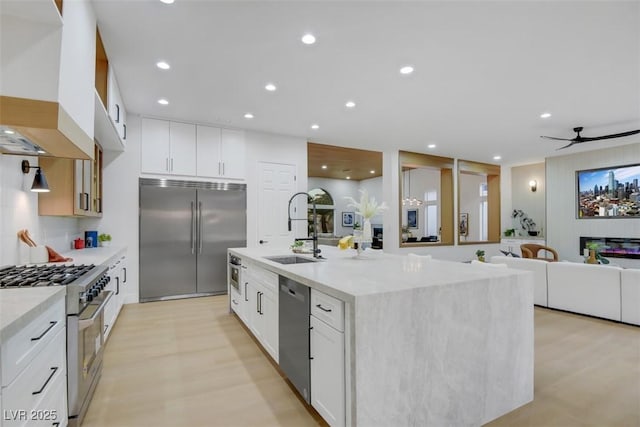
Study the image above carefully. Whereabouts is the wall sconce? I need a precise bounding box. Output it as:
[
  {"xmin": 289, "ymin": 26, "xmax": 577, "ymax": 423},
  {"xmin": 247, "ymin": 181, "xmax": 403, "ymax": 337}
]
[
  {"xmin": 21, "ymin": 160, "xmax": 50, "ymax": 192},
  {"xmin": 529, "ymin": 179, "xmax": 537, "ymax": 192}
]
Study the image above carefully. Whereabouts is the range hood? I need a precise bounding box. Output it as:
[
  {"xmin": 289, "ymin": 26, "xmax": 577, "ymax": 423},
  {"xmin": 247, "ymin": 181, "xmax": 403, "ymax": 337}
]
[{"xmin": 0, "ymin": 96, "xmax": 94, "ymax": 160}]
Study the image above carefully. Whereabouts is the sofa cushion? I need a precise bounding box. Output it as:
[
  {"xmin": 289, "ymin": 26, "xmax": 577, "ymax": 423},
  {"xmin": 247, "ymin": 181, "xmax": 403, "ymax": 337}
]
[
  {"xmin": 621, "ymin": 269, "xmax": 640, "ymax": 326},
  {"xmin": 547, "ymin": 262, "xmax": 622, "ymax": 321},
  {"xmin": 490, "ymin": 255, "xmax": 548, "ymax": 306}
]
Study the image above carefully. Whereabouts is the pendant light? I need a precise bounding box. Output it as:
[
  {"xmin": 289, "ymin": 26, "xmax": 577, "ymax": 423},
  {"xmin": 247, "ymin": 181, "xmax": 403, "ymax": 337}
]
[
  {"xmin": 21, "ymin": 160, "xmax": 50, "ymax": 192},
  {"xmin": 402, "ymin": 168, "xmax": 423, "ymax": 206}
]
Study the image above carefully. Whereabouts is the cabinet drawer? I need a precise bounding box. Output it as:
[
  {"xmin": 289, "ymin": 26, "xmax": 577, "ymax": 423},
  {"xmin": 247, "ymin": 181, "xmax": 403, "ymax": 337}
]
[
  {"xmin": 253, "ymin": 266, "xmax": 278, "ymax": 293},
  {"xmin": 1, "ymin": 298, "xmax": 65, "ymax": 387},
  {"xmin": 311, "ymin": 290, "xmax": 344, "ymax": 332},
  {"xmin": 2, "ymin": 326, "xmax": 66, "ymax": 424}
]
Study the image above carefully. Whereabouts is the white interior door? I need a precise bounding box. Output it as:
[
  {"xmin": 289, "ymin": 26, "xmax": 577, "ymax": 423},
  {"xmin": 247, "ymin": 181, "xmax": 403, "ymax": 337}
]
[{"xmin": 258, "ymin": 162, "xmax": 296, "ymax": 248}]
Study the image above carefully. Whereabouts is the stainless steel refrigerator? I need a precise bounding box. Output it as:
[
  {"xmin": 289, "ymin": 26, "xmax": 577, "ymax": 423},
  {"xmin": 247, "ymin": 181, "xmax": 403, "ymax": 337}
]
[{"xmin": 139, "ymin": 178, "xmax": 246, "ymax": 302}]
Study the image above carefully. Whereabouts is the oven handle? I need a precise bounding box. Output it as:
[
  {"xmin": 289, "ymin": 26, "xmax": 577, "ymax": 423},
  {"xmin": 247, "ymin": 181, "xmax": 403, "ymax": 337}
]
[{"xmin": 79, "ymin": 291, "xmax": 114, "ymax": 331}]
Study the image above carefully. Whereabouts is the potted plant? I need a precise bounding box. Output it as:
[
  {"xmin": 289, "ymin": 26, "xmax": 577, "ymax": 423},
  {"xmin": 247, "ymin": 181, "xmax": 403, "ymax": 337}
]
[
  {"xmin": 290, "ymin": 240, "xmax": 305, "ymax": 253},
  {"xmin": 585, "ymin": 242, "xmax": 610, "ymax": 264},
  {"xmin": 98, "ymin": 233, "xmax": 112, "ymax": 247},
  {"xmin": 475, "ymin": 249, "xmax": 485, "ymax": 262},
  {"xmin": 504, "ymin": 228, "xmax": 515, "ymax": 237}
]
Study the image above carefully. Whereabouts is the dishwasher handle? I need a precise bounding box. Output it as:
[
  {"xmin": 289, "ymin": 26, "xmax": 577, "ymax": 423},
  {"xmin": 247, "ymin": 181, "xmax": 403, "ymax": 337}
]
[{"xmin": 279, "ymin": 283, "xmax": 306, "ymax": 303}]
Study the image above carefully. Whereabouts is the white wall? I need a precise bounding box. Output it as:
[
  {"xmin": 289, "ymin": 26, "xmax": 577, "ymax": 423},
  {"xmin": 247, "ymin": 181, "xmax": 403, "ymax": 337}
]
[
  {"xmin": 511, "ymin": 163, "xmax": 545, "ymax": 236},
  {"xmin": 0, "ymin": 153, "xmax": 80, "ymax": 265},
  {"xmin": 547, "ymin": 142, "xmax": 640, "ymax": 268}
]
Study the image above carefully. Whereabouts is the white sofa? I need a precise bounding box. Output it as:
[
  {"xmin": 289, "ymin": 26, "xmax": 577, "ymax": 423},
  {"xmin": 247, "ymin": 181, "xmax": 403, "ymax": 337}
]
[
  {"xmin": 490, "ymin": 256, "xmax": 640, "ymax": 326},
  {"xmin": 621, "ymin": 269, "xmax": 640, "ymax": 325},
  {"xmin": 490, "ymin": 256, "xmax": 549, "ymax": 306},
  {"xmin": 547, "ymin": 262, "xmax": 622, "ymax": 322}
]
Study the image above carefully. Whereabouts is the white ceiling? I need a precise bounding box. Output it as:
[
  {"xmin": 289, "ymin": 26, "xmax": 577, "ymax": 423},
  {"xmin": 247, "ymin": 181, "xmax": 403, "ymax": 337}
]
[{"xmin": 92, "ymin": 0, "xmax": 640, "ymax": 166}]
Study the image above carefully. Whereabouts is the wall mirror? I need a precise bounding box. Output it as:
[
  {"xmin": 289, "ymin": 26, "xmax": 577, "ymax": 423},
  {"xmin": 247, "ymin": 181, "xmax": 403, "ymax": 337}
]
[
  {"xmin": 457, "ymin": 160, "xmax": 501, "ymax": 244},
  {"xmin": 308, "ymin": 142, "xmax": 384, "ymax": 246},
  {"xmin": 399, "ymin": 151, "xmax": 454, "ymax": 247}
]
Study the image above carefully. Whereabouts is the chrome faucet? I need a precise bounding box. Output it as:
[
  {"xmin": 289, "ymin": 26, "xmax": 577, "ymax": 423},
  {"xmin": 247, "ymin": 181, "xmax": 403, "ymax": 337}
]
[{"xmin": 287, "ymin": 192, "xmax": 321, "ymax": 258}]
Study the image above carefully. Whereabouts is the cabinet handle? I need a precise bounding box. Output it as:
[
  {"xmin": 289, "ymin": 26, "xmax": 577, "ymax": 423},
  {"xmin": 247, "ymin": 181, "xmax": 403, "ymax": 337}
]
[
  {"xmin": 32, "ymin": 367, "xmax": 58, "ymax": 395},
  {"xmin": 53, "ymin": 422, "xmax": 61, "ymax": 426},
  {"xmin": 115, "ymin": 104, "xmax": 120, "ymax": 123},
  {"xmin": 84, "ymin": 193, "xmax": 90, "ymax": 211},
  {"xmin": 104, "ymin": 324, "xmax": 108, "ymax": 334},
  {"xmin": 97, "ymin": 197, "xmax": 102, "ymax": 213},
  {"xmin": 31, "ymin": 321, "xmax": 57, "ymax": 341},
  {"xmin": 232, "ymin": 299, "xmax": 238, "ymax": 305},
  {"xmin": 316, "ymin": 304, "xmax": 332, "ymax": 313},
  {"xmin": 256, "ymin": 291, "xmax": 260, "ymax": 313},
  {"xmin": 244, "ymin": 282, "xmax": 248, "ymax": 302},
  {"xmin": 116, "ymin": 277, "xmax": 120, "ymax": 295},
  {"xmin": 259, "ymin": 240, "xmax": 268, "ymax": 244},
  {"xmin": 123, "ymin": 267, "xmax": 127, "ymax": 283},
  {"xmin": 123, "ymin": 123, "xmax": 127, "ymax": 140}
]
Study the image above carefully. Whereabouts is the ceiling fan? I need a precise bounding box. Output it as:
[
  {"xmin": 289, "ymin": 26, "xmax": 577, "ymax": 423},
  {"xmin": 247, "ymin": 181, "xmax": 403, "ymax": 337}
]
[{"xmin": 540, "ymin": 126, "xmax": 640, "ymax": 150}]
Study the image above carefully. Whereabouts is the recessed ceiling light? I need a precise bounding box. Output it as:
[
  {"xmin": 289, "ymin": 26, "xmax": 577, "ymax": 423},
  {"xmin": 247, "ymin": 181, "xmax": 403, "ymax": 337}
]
[
  {"xmin": 301, "ymin": 33, "xmax": 316, "ymax": 45},
  {"xmin": 493, "ymin": 155, "xmax": 502, "ymax": 161},
  {"xmin": 540, "ymin": 112, "xmax": 552, "ymax": 119},
  {"xmin": 3, "ymin": 130, "xmax": 15, "ymax": 135},
  {"xmin": 370, "ymin": 170, "xmax": 375, "ymax": 174},
  {"xmin": 244, "ymin": 113, "xmax": 254, "ymax": 119},
  {"xmin": 37, "ymin": 149, "xmax": 46, "ymax": 154},
  {"xmin": 321, "ymin": 165, "xmax": 327, "ymax": 169},
  {"xmin": 346, "ymin": 176, "xmax": 351, "ymax": 180},
  {"xmin": 427, "ymin": 144, "xmax": 436, "ymax": 149},
  {"xmin": 311, "ymin": 124, "xmax": 319, "ymax": 130},
  {"xmin": 156, "ymin": 61, "xmax": 170, "ymax": 70},
  {"xmin": 159, "ymin": 0, "xmax": 174, "ymax": 4},
  {"xmin": 400, "ymin": 66, "xmax": 414, "ymax": 75},
  {"xmin": 345, "ymin": 101, "xmax": 356, "ymax": 108},
  {"xmin": 157, "ymin": 98, "xmax": 169, "ymax": 105},
  {"xmin": 265, "ymin": 83, "xmax": 277, "ymax": 92}
]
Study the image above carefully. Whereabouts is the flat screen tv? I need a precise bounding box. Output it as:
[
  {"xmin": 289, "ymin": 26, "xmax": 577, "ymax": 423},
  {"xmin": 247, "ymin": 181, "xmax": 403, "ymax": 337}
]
[{"xmin": 576, "ymin": 163, "xmax": 640, "ymax": 218}]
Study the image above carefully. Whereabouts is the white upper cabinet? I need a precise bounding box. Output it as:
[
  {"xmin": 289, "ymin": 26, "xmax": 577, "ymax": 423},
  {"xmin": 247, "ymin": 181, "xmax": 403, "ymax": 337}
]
[
  {"xmin": 142, "ymin": 119, "xmax": 246, "ymax": 179},
  {"xmin": 220, "ymin": 128, "xmax": 246, "ymax": 179},
  {"xmin": 141, "ymin": 118, "xmax": 170, "ymax": 174},
  {"xmin": 196, "ymin": 125, "xmax": 221, "ymax": 177},
  {"xmin": 107, "ymin": 64, "xmax": 127, "ymax": 143},
  {"xmin": 170, "ymin": 122, "xmax": 197, "ymax": 176},
  {"xmin": 196, "ymin": 125, "xmax": 246, "ymax": 179},
  {"xmin": 141, "ymin": 118, "xmax": 197, "ymax": 176}
]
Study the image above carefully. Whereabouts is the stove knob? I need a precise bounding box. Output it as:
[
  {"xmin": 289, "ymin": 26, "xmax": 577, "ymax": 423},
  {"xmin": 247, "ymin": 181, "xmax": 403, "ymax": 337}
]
[
  {"xmin": 86, "ymin": 293, "xmax": 94, "ymax": 302},
  {"xmin": 91, "ymin": 289, "xmax": 100, "ymax": 297},
  {"xmin": 80, "ymin": 294, "xmax": 87, "ymax": 304}
]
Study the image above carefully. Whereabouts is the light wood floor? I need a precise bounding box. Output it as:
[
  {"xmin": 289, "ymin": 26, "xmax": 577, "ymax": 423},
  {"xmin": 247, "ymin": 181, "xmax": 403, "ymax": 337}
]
[{"xmin": 82, "ymin": 297, "xmax": 640, "ymax": 427}]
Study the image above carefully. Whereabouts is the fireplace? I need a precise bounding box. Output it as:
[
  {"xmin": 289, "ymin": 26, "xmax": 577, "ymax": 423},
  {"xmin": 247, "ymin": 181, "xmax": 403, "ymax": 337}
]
[{"xmin": 580, "ymin": 237, "xmax": 640, "ymax": 259}]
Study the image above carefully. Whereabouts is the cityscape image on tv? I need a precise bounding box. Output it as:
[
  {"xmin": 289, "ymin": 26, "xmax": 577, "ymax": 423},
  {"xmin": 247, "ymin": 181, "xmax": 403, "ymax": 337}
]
[{"xmin": 577, "ymin": 164, "xmax": 640, "ymax": 218}]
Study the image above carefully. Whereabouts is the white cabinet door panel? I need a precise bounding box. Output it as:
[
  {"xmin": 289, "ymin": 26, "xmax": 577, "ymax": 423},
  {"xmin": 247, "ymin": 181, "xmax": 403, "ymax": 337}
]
[
  {"xmin": 220, "ymin": 129, "xmax": 245, "ymax": 179},
  {"xmin": 169, "ymin": 122, "xmax": 196, "ymax": 176},
  {"xmin": 141, "ymin": 118, "xmax": 170, "ymax": 174},
  {"xmin": 196, "ymin": 125, "xmax": 222, "ymax": 177}
]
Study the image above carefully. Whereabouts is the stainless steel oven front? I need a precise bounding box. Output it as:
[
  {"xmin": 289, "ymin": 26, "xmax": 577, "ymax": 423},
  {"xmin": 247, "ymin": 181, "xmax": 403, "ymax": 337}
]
[
  {"xmin": 229, "ymin": 255, "xmax": 241, "ymax": 291},
  {"xmin": 67, "ymin": 290, "xmax": 113, "ymax": 427}
]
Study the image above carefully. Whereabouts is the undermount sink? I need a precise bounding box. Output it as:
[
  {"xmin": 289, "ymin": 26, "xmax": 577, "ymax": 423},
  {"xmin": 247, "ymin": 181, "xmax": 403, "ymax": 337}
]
[{"xmin": 264, "ymin": 255, "xmax": 318, "ymax": 265}]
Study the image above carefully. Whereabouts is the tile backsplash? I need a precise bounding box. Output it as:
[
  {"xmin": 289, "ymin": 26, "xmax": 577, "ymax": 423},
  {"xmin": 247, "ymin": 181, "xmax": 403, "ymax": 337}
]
[{"xmin": 0, "ymin": 154, "xmax": 80, "ymax": 265}]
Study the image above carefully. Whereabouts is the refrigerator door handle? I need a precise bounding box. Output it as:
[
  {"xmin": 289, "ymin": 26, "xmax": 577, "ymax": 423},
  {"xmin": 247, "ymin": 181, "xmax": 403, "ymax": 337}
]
[
  {"xmin": 190, "ymin": 201, "xmax": 195, "ymax": 254},
  {"xmin": 198, "ymin": 201, "xmax": 203, "ymax": 254}
]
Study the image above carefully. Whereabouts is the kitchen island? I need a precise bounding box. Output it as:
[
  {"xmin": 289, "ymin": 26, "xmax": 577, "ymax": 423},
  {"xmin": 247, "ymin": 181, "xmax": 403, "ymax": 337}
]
[{"xmin": 229, "ymin": 246, "xmax": 534, "ymax": 427}]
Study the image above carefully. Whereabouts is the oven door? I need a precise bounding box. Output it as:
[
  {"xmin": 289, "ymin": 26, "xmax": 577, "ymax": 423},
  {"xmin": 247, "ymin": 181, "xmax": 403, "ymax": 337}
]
[
  {"xmin": 229, "ymin": 263, "xmax": 240, "ymax": 291},
  {"xmin": 67, "ymin": 290, "xmax": 113, "ymax": 427}
]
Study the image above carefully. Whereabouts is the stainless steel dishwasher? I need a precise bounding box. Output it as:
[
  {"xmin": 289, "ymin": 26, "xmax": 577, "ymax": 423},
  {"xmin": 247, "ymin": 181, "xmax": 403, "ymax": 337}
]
[{"xmin": 279, "ymin": 275, "xmax": 311, "ymax": 403}]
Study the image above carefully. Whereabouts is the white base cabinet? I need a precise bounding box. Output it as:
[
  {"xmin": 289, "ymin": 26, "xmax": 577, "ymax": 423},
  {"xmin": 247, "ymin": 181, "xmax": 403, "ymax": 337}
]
[
  {"xmin": 234, "ymin": 262, "xmax": 278, "ymax": 362},
  {"xmin": 104, "ymin": 251, "xmax": 127, "ymax": 341},
  {"xmin": 310, "ymin": 290, "xmax": 345, "ymax": 427}
]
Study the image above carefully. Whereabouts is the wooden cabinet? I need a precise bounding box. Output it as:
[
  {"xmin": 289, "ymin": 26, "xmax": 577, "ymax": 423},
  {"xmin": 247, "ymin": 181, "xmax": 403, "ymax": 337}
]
[
  {"xmin": 39, "ymin": 144, "xmax": 103, "ymax": 217},
  {"xmin": 142, "ymin": 119, "xmax": 245, "ymax": 179},
  {"xmin": 141, "ymin": 118, "xmax": 196, "ymax": 176},
  {"xmin": 310, "ymin": 290, "xmax": 345, "ymax": 427},
  {"xmin": 1, "ymin": 296, "xmax": 67, "ymax": 427},
  {"xmin": 196, "ymin": 126, "xmax": 246, "ymax": 179}
]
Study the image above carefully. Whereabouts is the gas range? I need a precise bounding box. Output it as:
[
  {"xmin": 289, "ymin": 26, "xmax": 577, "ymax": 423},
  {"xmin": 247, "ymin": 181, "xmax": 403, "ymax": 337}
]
[{"xmin": 0, "ymin": 263, "xmax": 110, "ymax": 314}]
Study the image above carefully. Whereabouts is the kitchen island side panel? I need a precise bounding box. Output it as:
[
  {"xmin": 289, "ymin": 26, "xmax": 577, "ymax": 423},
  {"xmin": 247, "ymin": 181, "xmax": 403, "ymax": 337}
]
[{"xmin": 353, "ymin": 273, "xmax": 534, "ymax": 426}]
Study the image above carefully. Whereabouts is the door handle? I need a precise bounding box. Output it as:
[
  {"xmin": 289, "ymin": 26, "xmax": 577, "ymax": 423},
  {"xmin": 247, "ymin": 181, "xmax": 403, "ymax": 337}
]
[
  {"xmin": 259, "ymin": 240, "xmax": 268, "ymax": 244},
  {"xmin": 198, "ymin": 201, "xmax": 203, "ymax": 254},
  {"xmin": 190, "ymin": 201, "xmax": 195, "ymax": 254}
]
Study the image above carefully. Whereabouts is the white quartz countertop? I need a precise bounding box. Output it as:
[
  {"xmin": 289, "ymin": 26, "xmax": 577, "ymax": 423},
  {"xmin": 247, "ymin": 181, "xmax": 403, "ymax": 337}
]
[
  {"xmin": 0, "ymin": 286, "xmax": 66, "ymax": 342},
  {"xmin": 230, "ymin": 245, "xmax": 525, "ymax": 303},
  {"xmin": 57, "ymin": 246, "xmax": 126, "ymax": 266}
]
